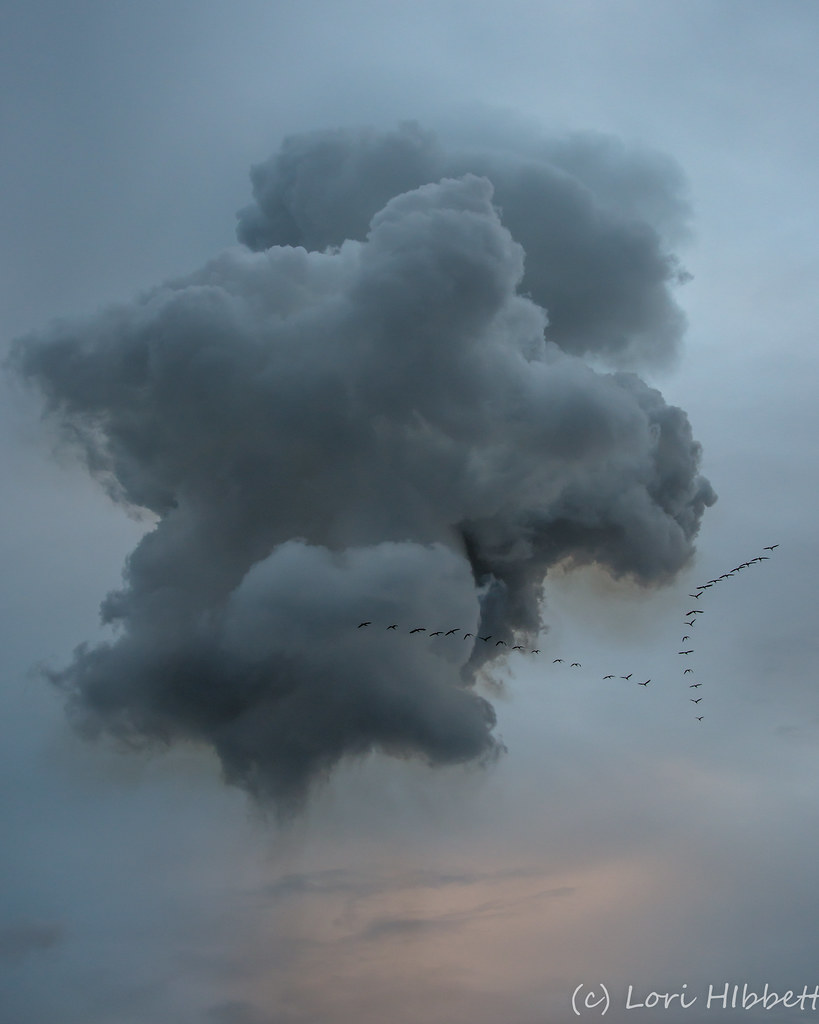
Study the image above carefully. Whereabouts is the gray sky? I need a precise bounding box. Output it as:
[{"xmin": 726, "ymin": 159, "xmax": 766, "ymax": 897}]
[{"xmin": 2, "ymin": 2, "xmax": 819, "ymax": 1022}]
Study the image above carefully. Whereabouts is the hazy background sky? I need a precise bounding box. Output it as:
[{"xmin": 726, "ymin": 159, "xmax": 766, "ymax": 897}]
[{"xmin": 2, "ymin": 2, "xmax": 819, "ymax": 1022}]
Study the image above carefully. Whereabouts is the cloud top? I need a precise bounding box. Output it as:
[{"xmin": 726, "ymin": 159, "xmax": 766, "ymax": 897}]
[{"xmin": 237, "ymin": 121, "xmax": 692, "ymax": 366}]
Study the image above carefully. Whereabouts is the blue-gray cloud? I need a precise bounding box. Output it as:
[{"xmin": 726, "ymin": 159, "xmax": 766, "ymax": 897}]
[
  {"xmin": 0, "ymin": 922, "xmax": 64, "ymax": 961},
  {"xmin": 9, "ymin": 130, "xmax": 714, "ymax": 808}
]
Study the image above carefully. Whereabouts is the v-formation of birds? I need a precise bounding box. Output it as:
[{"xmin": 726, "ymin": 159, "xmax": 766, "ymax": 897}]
[{"xmin": 357, "ymin": 545, "xmax": 779, "ymax": 723}]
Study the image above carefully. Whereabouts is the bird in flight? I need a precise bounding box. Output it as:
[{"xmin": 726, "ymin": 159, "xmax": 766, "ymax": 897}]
[
  {"xmin": 358, "ymin": 621, "xmax": 371, "ymax": 628},
  {"xmin": 409, "ymin": 627, "xmax": 426, "ymax": 633},
  {"xmin": 479, "ymin": 635, "xmax": 492, "ymax": 642},
  {"xmin": 682, "ymin": 636, "xmax": 691, "ymax": 642},
  {"xmin": 429, "ymin": 631, "xmax": 444, "ymax": 637},
  {"xmin": 445, "ymin": 628, "xmax": 459, "ymax": 636},
  {"xmin": 689, "ymin": 593, "xmax": 701, "ymax": 599},
  {"xmin": 553, "ymin": 658, "xmax": 564, "ymax": 664},
  {"xmin": 678, "ymin": 650, "xmax": 694, "ymax": 655},
  {"xmin": 689, "ymin": 683, "xmax": 702, "ymax": 688},
  {"xmin": 464, "ymin": 633, "xmax": 474, "ymax": 639},
  {"xmin": 696, "ymin": 716, "xmax": 704, "ymax": 721},
  {"xmin": 764, "ymin": 544, "xmax": 779, "ymax": 550},
  {"xmin": 620, "ymin": 673, "xmax": 632, "ymax": 680},
  {"xmin": 531, "ymin": 649, "xmax": 540, "ymax": 654},
  {"xmin": 690, "ymin": 697, "xmax": 702, "ymax": 703},
  {"xmin": 685, "ymin": 620, "xmax": 696, "ymax": 627},
  {"xmin": 571, "ymin": 662, "xmax": 581, "ymax": 667},
  {"xmin": 495, "ymin": 640, "xmax": 507, "ymax": 647},
  {"xmin": 387, "ymin": 624, "xmax": 398, "ymax": 630},
  {"xmin": 512, "ymin": 645, "xmax": 525, "ymax": 651},
  {"xmin": 684, "ymin": 668, "xmax": 694, "ymax": 674},
  {"xmin": 638, "ymin": 679, "xmax": 650, "ymax": 686},
  {"xmin": 603, "ymin": 674, "xmax": 615, "ymax": 679},
  {"xmin": 686, "ymin": 610, "xmax": 703, "ymax": 616},
  {"xmin": 758, "ymin": 555, "xmax": 770, "ymax": 560}
]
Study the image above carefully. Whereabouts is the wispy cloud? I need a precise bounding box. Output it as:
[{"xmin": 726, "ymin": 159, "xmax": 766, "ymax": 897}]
[{"xmin": 0, "ymin": 922, "xmax": 64, "ymax": 961}]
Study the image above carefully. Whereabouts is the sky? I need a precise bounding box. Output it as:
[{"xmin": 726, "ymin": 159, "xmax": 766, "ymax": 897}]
[{"xmin": 2, "ymin": 2, "xmax": 819, "ymax": 1022}]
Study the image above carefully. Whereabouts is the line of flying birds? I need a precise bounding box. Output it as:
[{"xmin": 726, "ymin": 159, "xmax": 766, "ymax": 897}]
[
  {"xmin": 673, "ymin": 543, "xmax": 779, "ymax": 720},
  {"xmin": 356, "ymin": 544, "xmax": 780, "ymax": 724}
]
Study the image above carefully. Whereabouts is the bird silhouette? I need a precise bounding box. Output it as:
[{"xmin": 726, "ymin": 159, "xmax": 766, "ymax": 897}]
[
  {"xmin": 682, "ymin": 636, "xmax": 691, "ymax": 642},
  {"xmin": 764, "ymin": 544, "xmax": 779, "ymax": 550},
  {"xmin": 479, "ymin": 635, "xmax": 492, "ymax": 642},
  {"xmin": 512, "ymin": 645, "xmax": 525, "ymax": 651},
  {"xmin": 686, "ymin": 610, "xmax": 703, "ymax": 616},
  {"xmin": 689, "ymin": 593, "xmax": 701, "ymax": 599},
  {"xmin": 696, "ymin": 716, "xmax": 704, "ymax": 721},
  {"xmin": 621, "ymin": 674, "xmax": 632, "ymax": 680},
  {"xmin": 678, "ymin": 650, "xmax": 694, "ymax": 655},
  {"xmin": 387, "ymin": 624, "xmax": 398, "ymax": 630},
  {"xmin": 685, "ymin": 620, "xmax": 696, "ymax": 627},
  {"xmin": 638, "ymin": 679, "xmax": 650, "ymax": 686},
  {"xmin": 495, "ymin": 640, "xmax": 507, "ymax": 647},
  {"xmin": 690, "ymin": 698, "xmax": 702, "ymax": 703},
  {"xmin": 464, "ymin": 633, "xmax": 474, "ymax": 639},
  {"xmin": 553, "ymin": 658, "xmax": 564, "ymax": 664},
  {"xmin": 689, "ymin": 683, "xmax": 702, "ymax": 688},
  {"xmin": 409, "ymin": 627, "xmax": 426, "ymax": 634},
  {"xmin": 603, "ymin": 674, "xmax": 615, "ymax": 679},
  {"xmin": 358, "ymin": 622, "xmax": 371, "ymax": 628},
  {"xmin": 684, "ymin": 668, "xmax": 694, "ymax": 674},
  {"xmin": 445, "ymin": 628, "xmax": 459, "ymax": 635},
  {"xmin": 531, "ymin": 649, "xmax": 540, "ymax": 654},
  {"xmin": 430, "ymin": 631, "xmax": 444, "ymax": 637},
  {"xmin": 758, "ymin": 555, "xmax": 770, "ymax": 559},
  {"xmin": 571, "ymin": 662, "xmax": 581, "ymax": 667}
]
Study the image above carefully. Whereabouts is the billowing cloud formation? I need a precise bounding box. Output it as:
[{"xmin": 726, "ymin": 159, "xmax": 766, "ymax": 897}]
[
  {"xmin": 237, "ymin": 121, "xmax": 692, "ymax": 366},
  {"xmin": 10, "ymin": 129, "xmax": 715, "ymax": 807}
]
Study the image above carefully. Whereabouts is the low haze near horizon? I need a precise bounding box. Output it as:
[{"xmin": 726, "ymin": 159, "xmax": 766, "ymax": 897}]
[{"xmin": 2, "ymin": 3, "xmax": 819, "ymax": 1022}]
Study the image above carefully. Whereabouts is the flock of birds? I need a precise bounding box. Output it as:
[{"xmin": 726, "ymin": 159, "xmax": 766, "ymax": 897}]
[
  {"xmin": 355, "ymin": 545, "xmax": 780, "ymax": 724},
  {"xmin": 670, "ymin": 543, "xmax": 779, "ymax": 720}
]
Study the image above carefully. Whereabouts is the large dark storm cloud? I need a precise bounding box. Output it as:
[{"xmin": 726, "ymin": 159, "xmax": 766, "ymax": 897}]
[{"xmin": 9, "ymin": 122, "xmax": 715, "ymax": 806}]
